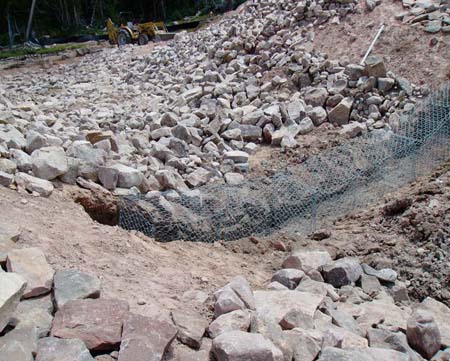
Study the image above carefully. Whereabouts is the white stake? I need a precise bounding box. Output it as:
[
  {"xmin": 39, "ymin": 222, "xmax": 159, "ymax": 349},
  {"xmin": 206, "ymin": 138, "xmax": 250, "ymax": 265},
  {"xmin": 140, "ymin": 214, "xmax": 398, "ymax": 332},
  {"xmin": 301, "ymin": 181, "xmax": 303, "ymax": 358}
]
[{"xmin": 360, "ymin": 23, "xmax": 385, "ymax": 65}]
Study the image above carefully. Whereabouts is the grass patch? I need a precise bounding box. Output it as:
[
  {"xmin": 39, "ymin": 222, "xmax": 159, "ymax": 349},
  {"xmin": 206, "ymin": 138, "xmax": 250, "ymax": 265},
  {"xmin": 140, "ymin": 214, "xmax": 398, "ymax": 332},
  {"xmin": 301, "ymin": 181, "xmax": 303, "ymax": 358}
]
[{"xmin": 0, "ymin": 43, "xmax": 87, "ymax": 60}]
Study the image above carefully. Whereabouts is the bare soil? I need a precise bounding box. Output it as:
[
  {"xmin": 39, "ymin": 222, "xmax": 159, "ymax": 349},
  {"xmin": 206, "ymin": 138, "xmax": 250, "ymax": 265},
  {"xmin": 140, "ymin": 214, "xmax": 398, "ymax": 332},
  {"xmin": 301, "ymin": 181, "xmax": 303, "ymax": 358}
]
[
  {"xmin": 314, "ymin": 0, "xmax": 450, "ymax": 89},
  {"xmin": 0, "ymin": 185, "xmax": 285, "ymax": 321}
]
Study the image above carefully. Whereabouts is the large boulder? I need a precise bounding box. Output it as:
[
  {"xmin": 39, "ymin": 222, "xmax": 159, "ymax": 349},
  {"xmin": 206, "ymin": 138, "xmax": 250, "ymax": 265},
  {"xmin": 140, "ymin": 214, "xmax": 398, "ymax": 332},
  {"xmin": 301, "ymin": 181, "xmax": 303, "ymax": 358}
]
[
  {"xmin": 6, "ymin": 247, "xmax": 54, "ymax": 298},
  {"xmin": 31, "ymin": 146, "xmax": 68, "ymax": 180},
  {"xmin": 118, "ymin": 313, "xmax": 177, "ymax": 361},
  {"xmin": 51, "ymin": 298, "xmax": 129, "ymax": 351},
  {"xmin": 0, "ymin": 271, "xmax": 26, "ymax": 332},
  {"xmin": 212, "ymin": 331, "xmax": 283, "ymax": 361}
]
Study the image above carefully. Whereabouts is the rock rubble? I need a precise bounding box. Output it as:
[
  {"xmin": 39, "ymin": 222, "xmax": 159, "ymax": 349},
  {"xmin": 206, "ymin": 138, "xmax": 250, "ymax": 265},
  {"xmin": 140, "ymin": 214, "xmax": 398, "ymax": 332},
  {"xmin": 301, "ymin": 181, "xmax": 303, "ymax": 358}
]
[{"xmin": 0, "ymin": 0, "xmax": 421, "ymax": 199}]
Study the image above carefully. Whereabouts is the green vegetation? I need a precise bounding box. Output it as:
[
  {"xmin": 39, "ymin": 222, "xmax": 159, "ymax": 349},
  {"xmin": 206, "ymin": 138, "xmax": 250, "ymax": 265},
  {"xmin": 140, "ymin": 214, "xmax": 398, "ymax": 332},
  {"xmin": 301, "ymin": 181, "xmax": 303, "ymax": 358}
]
[{"xmin": 0, "ymin": 43, "xmax": 86, "ymax": 59}]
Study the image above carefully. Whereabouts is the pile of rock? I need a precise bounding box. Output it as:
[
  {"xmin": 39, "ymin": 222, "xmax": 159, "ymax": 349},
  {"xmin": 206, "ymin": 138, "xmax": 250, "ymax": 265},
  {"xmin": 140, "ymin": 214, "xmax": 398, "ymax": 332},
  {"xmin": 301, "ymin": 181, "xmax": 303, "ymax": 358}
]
[
  {"xmin": 0, "ymin": 0, "xmax": 421, "ymax": 197},
  {"xmin": 207, "ymin": 250, "xmax": 450, "ymax": 361},
  {"xmin": 2, "ymin": 221, "xmax": 449, "ymax": 360},
  {"xmin": 0, "ymin": 228, "xmax": 208, "ymax": 360},
  {"xmin": 397, "ymin": 0, "xmax": 450, "ymax": 34}
]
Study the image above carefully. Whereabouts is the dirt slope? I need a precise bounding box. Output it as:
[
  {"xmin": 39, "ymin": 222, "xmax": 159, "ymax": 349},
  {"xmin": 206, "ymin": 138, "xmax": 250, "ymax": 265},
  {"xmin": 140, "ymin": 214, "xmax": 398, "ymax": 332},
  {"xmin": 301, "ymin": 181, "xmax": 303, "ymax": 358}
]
[
  {"xmin": 0, "ymin": 185, "xmax": 284, "ymax": 320},
  {"xmin": 314, "ymin": 0, "xmax": 450, "ymax": 89}
]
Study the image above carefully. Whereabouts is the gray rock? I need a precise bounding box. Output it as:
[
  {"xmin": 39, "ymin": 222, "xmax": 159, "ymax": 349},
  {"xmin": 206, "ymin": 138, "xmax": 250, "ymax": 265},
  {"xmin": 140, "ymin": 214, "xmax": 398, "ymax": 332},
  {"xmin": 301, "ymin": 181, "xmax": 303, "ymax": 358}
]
[
  {"xmin": 361, "ymin": 263, "xmax": 397, "ymax": 282},
  {"xmin": 364, "ymin": 55, "xmax": 387, "ymax": 78},
  {"xmin": 109, "ymin": 164, "xmax": 143, "ymax": 189},
  {"xmin": 98, "ymin": 166, "xmax": 119, "ymax": 190},
  {"xmin": 10, "ymin": 295, "xmax": 54, "ymax": 338},
  {"xmin": 389, "ymin": 281, "xmax": 410, "ymax": 303},
  {"xmin": 0, "ymin": 171, "xmax": 14, "ymax": 187},
  {"xmin": 345, "ymin": 64, "xmax": 366, "ymax": 81},
  {"xmin": 328, "ymin": 97, "xmax": 353, "ymax": 125},
  {"xmin": 0, "ymin": 158, "xmax": 17, "ymax": 174},
  {"xmin": 367, "ymin": 328, "xmax": 424, "ymax": 361},
  {"xmin": 0, "ymin": 125, "xmax": 26, "ymax": 149},
  {"xmin": 212, "ymin": 331, "xmax": 283, "ymax": 361},
  {"xmin": 341, "ymin": 122, "xmax": 365, "ymax": 138},
  {"xmin": 0, "ymin": 272, "xmax": 26, "ymax": 332},
  {"xmin": 360, "ymin": 274, "xmax": 381, "ymax": 295},
  {"xmin": 208, "ymin": 310, "xmax": 252, "ymax": 339},
  {"xmin": 155, "ymin": 169, "xmax": 188, "ymax": 192},
  {"xmin": 36, "ymin": 337, "xmax": 94, "ymax": 361},
  {"xmin": 10, "ymin": 149, "xmax": 32, "ymax": 172},
  {"xmin": 15, "ymin": 173, "xmax": 54, "ymax": 197},
  {"xmin": 186, "ymin": 168, "xmax": 212, "ymax": 188},
  {"xmin": 53, "ymin": 269, "xmax": 101, "ymax": 310},
  {"xmin": 254, "ymin": 290, "xmax": 325, "ymax": 325},
  {"xmin": 297, "ymin": 117, "xmax": 315, "ymax": 135},
  {"xmin": 308, "ymin": 107, "xmax": 328, "ymax": 126},
  {"xmin": 66, "ymin": 141, "xmax": 106, "ymax": 166},
  {"xmin": 416, "ymin": 297, "xmax": 450, "ymax": 347},
  {"xmin": 26, "ymin": 130, "xmax": 47, "ymax": 153},
  {"xmin": 282, "ymin": 251, "xmax": 332, "ymax": 271},
  {"xmin": 322, "ymin": 257, "xmax": 363, "ymax": 287},
  {"xmin": 407, "ymin": 310, "xmax": 442, "ymax": 358},
  {"xmin": 284, "ymin": 328, "xmax": 322, "ymax": 361},
  {"xmin": 378, "ymin": 78, "xmax": 395, "ymax": 92},
  {"xmin": 279, "ymin": 308, "xmax": 315, "ymax": 330},
  {"xmin": 172, "ymin": 311, "xmax": 208, "ymax": 349},
  {"xmin": 271, "ymin": 269, "xmax": 305, "ymax": 289},
  {"xmin": 318, "ymin": 347, "xmax": 409, "ymax": 361},
  {"xmin": 31, "ymin": 146, "xmax": 68, "ymax": 180},
  {"xmin": 7, "ymin": 247, "xmax": 54, "ymax": 298},
  {"xmin": 304, "ymin": 87, "xmax": 329, "ymax": 107},
  {"xmin": 0, "ymin": 326, "xmax": 38, "ymax": 361},
  {"xmin": 425, "ymin": 20, "xmax": 442, "ymax": 33},
  {"xmin": 224, "ymin": 172, "xmax": 244, "ymax": 185},
  {"xmin": 214, "ymin": 288, "xmax": 246, "ymax": 318},
  {"xmin": 224, "ymin": 150, "xmax": 249, "ymax": 164}
]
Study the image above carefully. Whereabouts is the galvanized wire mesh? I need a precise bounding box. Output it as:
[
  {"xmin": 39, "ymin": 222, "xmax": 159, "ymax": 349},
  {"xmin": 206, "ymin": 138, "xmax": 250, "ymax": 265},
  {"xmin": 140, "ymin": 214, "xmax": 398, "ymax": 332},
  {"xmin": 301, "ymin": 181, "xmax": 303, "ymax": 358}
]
[{"xmin": 119, "ymin": 83, "xmax": 450, "ymax": 242}]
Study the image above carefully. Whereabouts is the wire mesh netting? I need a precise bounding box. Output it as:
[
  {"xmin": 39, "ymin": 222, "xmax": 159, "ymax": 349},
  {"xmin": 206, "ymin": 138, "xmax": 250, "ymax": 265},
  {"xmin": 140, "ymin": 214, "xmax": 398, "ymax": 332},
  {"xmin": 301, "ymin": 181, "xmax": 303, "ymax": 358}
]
[{"xmin": 119, "ymin": 83, "xmax": 450, "ymax": 242}]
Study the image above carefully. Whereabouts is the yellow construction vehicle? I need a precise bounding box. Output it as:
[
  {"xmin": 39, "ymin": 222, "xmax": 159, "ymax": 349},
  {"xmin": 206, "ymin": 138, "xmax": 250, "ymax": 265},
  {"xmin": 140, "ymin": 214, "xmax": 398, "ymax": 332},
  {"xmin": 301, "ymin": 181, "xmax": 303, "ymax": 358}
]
[{"xmin": 106, "ymin": 14, "xmax": 175, "ymax": 46}]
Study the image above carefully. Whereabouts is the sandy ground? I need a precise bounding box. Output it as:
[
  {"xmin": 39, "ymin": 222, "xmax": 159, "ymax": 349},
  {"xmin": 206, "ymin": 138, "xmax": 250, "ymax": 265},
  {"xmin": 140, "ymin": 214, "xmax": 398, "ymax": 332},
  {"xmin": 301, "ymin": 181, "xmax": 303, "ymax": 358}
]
[
  {"xmin": 314, "ymin": 0, "xmax": 450, "ymax": 89},
  {"xmin": 0, "ymin": 185, "xmax": 284, "ymax": 320}
]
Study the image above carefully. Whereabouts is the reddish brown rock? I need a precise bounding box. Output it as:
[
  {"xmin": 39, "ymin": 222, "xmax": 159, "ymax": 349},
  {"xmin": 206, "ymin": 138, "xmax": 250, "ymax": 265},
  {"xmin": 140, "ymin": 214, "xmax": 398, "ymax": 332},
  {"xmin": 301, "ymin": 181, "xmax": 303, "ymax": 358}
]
[
  {"xmin": 407, "ymin": 310, "xmax": 441, "ymax": 359},
  {"xmin": 51, "ymin": 298, "xmax": 129, "ymax": 351},
  {"xmin": 118, "ymin": 313, "xmax": 177, "ymax": 361}
]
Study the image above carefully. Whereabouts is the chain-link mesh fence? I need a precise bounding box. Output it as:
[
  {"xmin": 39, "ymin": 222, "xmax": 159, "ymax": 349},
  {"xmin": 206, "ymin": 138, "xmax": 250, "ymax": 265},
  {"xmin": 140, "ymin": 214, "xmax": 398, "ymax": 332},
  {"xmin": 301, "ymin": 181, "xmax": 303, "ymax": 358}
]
[{"xmin": 119, "ymin": 83, "xmax": 450, "ymax": 242}]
